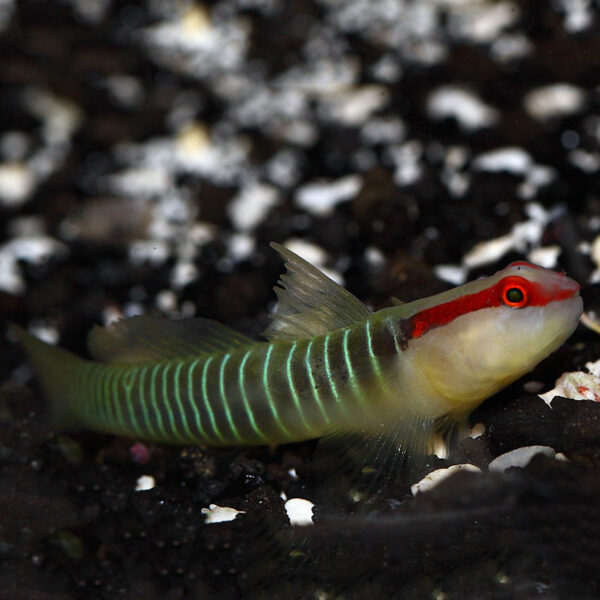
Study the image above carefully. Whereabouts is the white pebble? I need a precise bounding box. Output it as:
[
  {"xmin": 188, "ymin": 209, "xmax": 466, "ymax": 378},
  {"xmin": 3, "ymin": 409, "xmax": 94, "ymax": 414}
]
[
  {"xmin": 469, "ymin": 423, "xmax": 486, "ymax": 439},
  {"xmin": 461, "ymin": 202, "xmax": 552, "ymax": 268},
  {"xmin": 431, "ymin": 433, "xmax": 448, "ymax": 459},
  {"xmin": 448, "ymin": 2, "xmax": 520, "ymax": 43},
  {"xmin": 569, "ymin": 149, "xmax": 600, "ymax": 173},
  {"xmin": 490, "ymin": 33, "xmax": 533, "ymax": 62},
  {"xmin": 135, "ymin": 475, "xmax": 156, "ymax": 492},
  {"xmin": 320, "ymin": 85, "xmax": 390, "ymax": 126},
  {"xmin": 104, "ymin": 75, "xmax": 144, "ymax": 108},
  {"xmin": 591, "ymin": 236, "xmax": 600, "ymax": 271},
  {"xmin": 434, "ymin": 264, "xmax": 468, "ymax": 286},
  {"xmin": 386, "ymin": 140, "xmax": 423, "ymax": 186},
  {"xmin": 201, "ymin": 504, "xmax": 245, "ymax": 524},
  {"xmin": 295, "ymin": 175, "xmax": 362, "ymax": 217},
  {"xmin": 123, "ymin": 302, "xmax": 144, "ymax": 318},
  {"xmin": 227, "ymin": 232, "xmax": 255, "ymax": 262},
  {"xmin": 156, "ymin": 289, "xmax": 177, "ymax": 312},
  {"xmin": 171, "ymin": 261, "xmax": 198, "ymax": 289},
  {"xmin": 411, "ymin": 464, "xmax": 480, "ymax": 496},
  {"xmin": 463, "ymin": 234, "xmax": 515, "ymax": 269},
  {"xmin": 527, "ymin": 245, "xmax": 561, "ymax": 269},
  {"xmin": 364, "ymin": 246, "xmax": 386, "ymax": 269},
  {"xmin": 108, "ymin": 167, "xmax": 171, "ymax": 198},
  {"xmin": 361, "ymin": 117, "xmax": 406, "ymax": 145},
  {"xmin": 129, "ymin": 240, "xmax": 170, "ymax": 266},
  {"xmin": 585, "ymin": 359, "xmax": 600, "ymax": 378},
  {"xmin": 0, "ymin": 162, "xmax": 35, "ymax": 207},
  {"xmin": 25, "ymin": 88, "xmax": 83, "ymax": 144},
  {"xmin": 474, "ymin": 147, "xmax": 531, "ymax": 173},
  {"xmin": 524, "ymin": 84, "xmax": 586, "ymax": 121},
  {"xmin": 427, "ymin": 86, "xmax": 499, "ymax": 131},
  {"xmin": 28, "ymin": 321, "xmax": 59, "ymax": 345},
  {"xmin": 0, "ymin": 235, "xmax": 67, "ymax": 295},
  {"xmin": 228, "ymin": 182, "xmax": 279, "ymax": 231},
  {"xmin": 488, "ymin": 446, "xmax": 555, "ymax": 472},
  {"xmin": 282, "ymin": 239, "xmax": 328, "ymax": 268},
  {"xmin": 102, "ymin": 306, "xmax": 123, "ymax": 327},
  {"xmin": 284, "ymin": 498, "xmax": 314, "ymax": 526}
]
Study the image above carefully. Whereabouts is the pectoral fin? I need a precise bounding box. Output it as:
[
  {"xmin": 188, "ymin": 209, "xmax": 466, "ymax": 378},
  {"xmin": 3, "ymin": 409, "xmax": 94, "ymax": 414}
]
[{"xmin": 311, "ymin": 415, "xmax": 435, "ymax": 509}]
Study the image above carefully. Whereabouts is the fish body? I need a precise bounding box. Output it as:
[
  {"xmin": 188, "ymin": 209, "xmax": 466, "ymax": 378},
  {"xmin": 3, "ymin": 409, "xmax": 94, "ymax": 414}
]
[{"xmin": 13, "ymin": 246, "xmax": 583, "ymax": 448}]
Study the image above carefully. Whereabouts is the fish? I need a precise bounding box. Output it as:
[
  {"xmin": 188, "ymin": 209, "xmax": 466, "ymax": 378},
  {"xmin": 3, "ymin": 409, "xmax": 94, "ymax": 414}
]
[{"xmin": 11, "ymin": 243, "xmax": 583, "ymax": 454}]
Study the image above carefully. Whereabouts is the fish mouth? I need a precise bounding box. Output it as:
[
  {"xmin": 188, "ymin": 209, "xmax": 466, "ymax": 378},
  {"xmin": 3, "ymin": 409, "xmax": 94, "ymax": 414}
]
[
  {"xmin": 552, "ymin": 275, "xmax": 580, "ymax": 302},
  {"xmin": 561, "ymin": 276, "xmax": 580, "ymax": 296}
]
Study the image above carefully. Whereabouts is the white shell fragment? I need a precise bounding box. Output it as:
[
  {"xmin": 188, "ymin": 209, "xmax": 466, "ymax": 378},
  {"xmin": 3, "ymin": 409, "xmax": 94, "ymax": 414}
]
[
  {"xmin": 411, "ymin": 464, "xmax": 480, "ymax": 496},
  {"xmin": 284, "ymin": 498, "xmax": 315, "ymax": 526},
  {"xmin": 135, "ymin": 475, "xmax": 156, "ymax": 492},
  {"xmin": 488, "ymin": 446, "xmax": 555, "ymax": 472},
  {"xmin": 201, "ymin": 504, "xmax": 245, "ymax": 524}
]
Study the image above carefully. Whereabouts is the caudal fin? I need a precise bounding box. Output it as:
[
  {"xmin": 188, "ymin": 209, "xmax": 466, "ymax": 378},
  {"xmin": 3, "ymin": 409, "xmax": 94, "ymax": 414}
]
[{"xmin": 10, "ymin": 324, "xmax": 83, "ymax": 429}]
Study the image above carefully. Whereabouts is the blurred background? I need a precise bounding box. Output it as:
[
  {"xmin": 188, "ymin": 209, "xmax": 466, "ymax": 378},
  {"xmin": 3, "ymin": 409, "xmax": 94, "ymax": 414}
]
[
  {"xmin": 2, "ymin": 1, "xmax": 600, "ymax": 598},
  {"xmin": 1, "ymin": 0, "xmax": 599, "ymax": 342}
]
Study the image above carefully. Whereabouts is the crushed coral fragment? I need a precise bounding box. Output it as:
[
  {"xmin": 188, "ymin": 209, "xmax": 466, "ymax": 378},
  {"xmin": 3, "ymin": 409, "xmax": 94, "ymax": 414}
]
[{"xmin": 539, "ymin": 365, "xmax": 600, "ymax": 405}]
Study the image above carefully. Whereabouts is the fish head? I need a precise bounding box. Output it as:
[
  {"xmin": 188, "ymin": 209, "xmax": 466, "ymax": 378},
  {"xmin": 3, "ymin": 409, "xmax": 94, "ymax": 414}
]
[{"xmin": 405, "ymin": 261, "xmax": 583, "ymax": 415}]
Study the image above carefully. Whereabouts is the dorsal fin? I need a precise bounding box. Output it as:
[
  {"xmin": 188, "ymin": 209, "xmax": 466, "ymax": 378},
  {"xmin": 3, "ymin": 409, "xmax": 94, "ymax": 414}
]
[
  {"xmin": 263, "ymin": 242, "xmax": 371, "ymax": 342},
  {"xmin": 88, "ymin": 316, "xmax": 255, "ymax": 364}
]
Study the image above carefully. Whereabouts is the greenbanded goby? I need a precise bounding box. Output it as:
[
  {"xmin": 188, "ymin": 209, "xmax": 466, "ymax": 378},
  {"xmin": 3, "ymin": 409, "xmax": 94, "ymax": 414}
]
[{"xmin": 11, "ymin": 243, "xmax": 583, "ymax": 453}]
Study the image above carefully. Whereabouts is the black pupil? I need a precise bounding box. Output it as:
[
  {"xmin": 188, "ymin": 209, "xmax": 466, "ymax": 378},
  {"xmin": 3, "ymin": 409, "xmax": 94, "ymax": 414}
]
[{"xmin": 506, "ymin": 287, "xmax": 523, "ymax": 303}]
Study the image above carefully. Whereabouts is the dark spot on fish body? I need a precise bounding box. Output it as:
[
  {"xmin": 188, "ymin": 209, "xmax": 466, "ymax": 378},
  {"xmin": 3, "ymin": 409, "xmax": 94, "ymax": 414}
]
[
  {"xmin": 371, "ymin": 320, "xmax": 408, "ymax": 356},
  {"xmin": 395, "ymin": 319, "xmax": 413, "ymax": 351}
]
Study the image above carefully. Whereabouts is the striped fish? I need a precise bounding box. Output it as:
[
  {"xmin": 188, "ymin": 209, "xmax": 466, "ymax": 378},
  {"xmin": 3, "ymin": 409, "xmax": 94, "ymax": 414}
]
[{"xmin": 12, "ymin": 243, "xmax": 582, "ymax": 451}]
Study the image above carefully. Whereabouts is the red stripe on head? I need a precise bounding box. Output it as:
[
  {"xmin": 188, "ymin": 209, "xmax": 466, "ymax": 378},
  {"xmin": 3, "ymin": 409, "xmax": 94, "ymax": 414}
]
[{"xmin": 409, "ymin": 273, "xmax": 579, "ymax": 339}]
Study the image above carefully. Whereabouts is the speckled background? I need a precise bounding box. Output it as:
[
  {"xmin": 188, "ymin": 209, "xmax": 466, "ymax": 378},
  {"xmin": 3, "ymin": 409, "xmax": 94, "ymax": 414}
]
[{"xmin": 2, "ymin": 1, "xmax": 600, "ymax": 598}]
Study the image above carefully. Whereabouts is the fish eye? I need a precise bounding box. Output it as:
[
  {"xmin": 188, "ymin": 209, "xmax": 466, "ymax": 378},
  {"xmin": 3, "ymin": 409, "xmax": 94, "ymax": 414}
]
[{"xmin": 502, "ymin": 285, "xmax": 527, "ymax": 308}]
